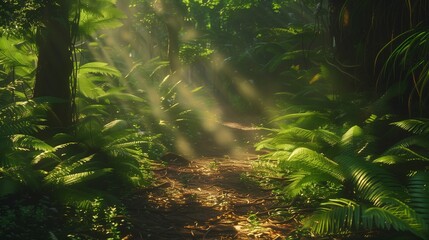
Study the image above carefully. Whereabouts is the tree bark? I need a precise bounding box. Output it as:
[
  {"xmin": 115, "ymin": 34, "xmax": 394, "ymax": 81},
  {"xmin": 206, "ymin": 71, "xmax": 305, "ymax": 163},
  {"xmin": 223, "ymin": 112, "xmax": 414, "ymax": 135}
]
[
  {"xmin": 33, "ymin": 1, "xmax": 73, "ymax": 130},
  {"xmin": 166, "ymin": 22, "xmax": 181, "ymax": 73},
  {"xmin": 158, "ymin": 0, "xmax": 184, "ymax": 74}
]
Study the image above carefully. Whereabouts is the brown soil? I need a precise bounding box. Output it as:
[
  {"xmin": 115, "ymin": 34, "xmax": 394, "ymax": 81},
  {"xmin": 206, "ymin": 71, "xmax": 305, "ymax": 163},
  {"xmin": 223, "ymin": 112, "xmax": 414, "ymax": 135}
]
[{"xmin": 125, "ymin": 121, "xmax": 297, "ymax": 239}]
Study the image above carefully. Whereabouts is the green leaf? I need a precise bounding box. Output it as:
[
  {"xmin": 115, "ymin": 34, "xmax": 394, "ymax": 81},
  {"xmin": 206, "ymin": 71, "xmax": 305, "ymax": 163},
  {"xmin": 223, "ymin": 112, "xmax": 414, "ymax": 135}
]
[
  {"xmin": 78, "ymin": 62, "xmax": 121, "ymax": 77},
  {"xmin": 96, "ymin": 91, "xmax": 145, "ymax": 102}
]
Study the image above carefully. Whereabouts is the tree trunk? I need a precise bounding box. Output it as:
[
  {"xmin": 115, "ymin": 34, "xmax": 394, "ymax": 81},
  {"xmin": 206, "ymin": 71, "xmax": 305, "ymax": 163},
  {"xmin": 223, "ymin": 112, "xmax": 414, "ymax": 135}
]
[
  {"xmin": 166, "ymin": 22, "xmax": 181, "ymax": 73},
  {"xmin": 33, "ymin": 1, "xmax": 73, "ymax": 130},
  {"xmin": 158, "ymin": 0, "xmax": 184, "ymax": 74}
]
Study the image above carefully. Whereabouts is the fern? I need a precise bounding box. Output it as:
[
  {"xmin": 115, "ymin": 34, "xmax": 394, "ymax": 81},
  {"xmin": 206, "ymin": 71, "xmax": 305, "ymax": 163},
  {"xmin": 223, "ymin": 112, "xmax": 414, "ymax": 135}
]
[
  {"xmin": 0, "ymin": 101, "xmax": 46, "ymax": 135},
  {"xmin": 257, "ymin": 113, "xmax": 429, "ymax": 238},
  {"xmin": 77, "ymin": 0, "xmax": 125, "ymax": 36},
  {"xmin": 391, "ymin": 119, "xmax": 429, "ymax": 134},
  {"xmin": 306, "ymin": 197, "xmax": 427, "ymax": 238},
  {"xmin": 374, "ymin": 119, "xmax": 429, "ymax": 164},
  {"xmin": 0, "ymin": 99, "xmax": 51, "ymax": 196},
  {"xmin": 286, "ymin": 148, "xmax": 344, "ymax": 182},
  {"xmin": 44, "ymin": 154, "xmax": 96, "ymax": 186},
  {"xmin": 0, "ymin": 37, "xmax": 36, "ymax": 71},
  {"xmin": 304, "ymin": 198, "xmax": 362, "ymax": 235},
  {"xmin": 346, "ymin": 160, "xmax": 403, "ymax": 205},
  {"xmin": 11, "ymin": 134, "xmax": 53, "ymax": 152},
  {"xmin": 77, "ymin": 61, "xmax": 122, "ymax": 99},
  {"xmin": 44, "ymin": 118, "xmax": 158, "ymax": 191},
  {"xmin": 409, "ymin": 172, "xmax": 429, "ymax": 228}
]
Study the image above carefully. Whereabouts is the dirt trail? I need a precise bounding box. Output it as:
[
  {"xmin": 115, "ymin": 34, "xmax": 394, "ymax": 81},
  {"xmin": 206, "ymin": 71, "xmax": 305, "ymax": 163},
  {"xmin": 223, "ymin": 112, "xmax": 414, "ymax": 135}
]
[{"xmin": 126, "ymin": 121, "xmax": 296, "ymax": 239}]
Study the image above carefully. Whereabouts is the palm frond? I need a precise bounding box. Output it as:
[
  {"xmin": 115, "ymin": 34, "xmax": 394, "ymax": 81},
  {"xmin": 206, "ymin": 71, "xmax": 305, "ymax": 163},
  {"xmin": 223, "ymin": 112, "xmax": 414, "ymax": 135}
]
[
  {"xmin": 306, "ymin": 197, "xmax": 426, "ymax": 237},
  {"xmin": 408, "ymin": 171, "xmax": 429, "ymax": 227},
  {"xmin": 391, "ymin": 119, "xmax": 429, "ymax": 134},
  {"xmin": 338, "ymin": 155, "xmax": 404, "ymax": 205},
  {"xmin": 374, "ymin": 134, "xmax": 429, "ymax": 164},
  {"xmin": 362, "ymin": 207, "xmax": 410, "ymax": 231},
  {"xmin": 304, "ymin": 198, "xmax": 361, "ymax": 235}
]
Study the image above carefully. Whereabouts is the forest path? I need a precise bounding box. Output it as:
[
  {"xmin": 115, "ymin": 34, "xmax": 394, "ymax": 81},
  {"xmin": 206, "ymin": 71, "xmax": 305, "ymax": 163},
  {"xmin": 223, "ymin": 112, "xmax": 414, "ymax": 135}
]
[{"xmin": 126, "ymin": 121, "xmax": 297, "ymax": 239}]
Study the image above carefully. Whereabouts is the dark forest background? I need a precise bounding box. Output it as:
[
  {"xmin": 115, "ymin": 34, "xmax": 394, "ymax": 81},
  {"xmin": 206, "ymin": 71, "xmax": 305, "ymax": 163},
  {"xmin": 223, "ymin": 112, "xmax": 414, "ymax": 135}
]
[{"xmin": 0, "ymin": 0, "xmax": 429, "ymax": 239}]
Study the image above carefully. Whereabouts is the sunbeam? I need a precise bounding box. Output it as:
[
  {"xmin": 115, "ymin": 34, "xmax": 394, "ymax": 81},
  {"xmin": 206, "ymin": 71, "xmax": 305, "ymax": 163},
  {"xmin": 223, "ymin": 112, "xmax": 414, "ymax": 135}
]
[{"xmin": 81, "ymin": 1, "xmax": 279, "ymax": 158}]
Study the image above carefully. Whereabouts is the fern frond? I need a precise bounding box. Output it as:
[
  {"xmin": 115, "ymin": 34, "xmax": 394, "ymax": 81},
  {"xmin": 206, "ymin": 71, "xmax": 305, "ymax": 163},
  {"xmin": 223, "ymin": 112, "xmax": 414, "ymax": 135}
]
[
  {"xmin": 409, "ymin": 171, "xmax": 429, "ymax": 227},
  {"xmin": 78, "ymin": 104, "xmax": 109, "ymax": 116},
  {"xmin": 372, "ymin": 155, "xmax": 402, "ymax": 164},
  {"xmin": 393, "ymin": 135, "xmax": 429, "ymax": 149},
  {"xmin": 32, "ymin": 151, "xmax": 61, "ymax": 165},
  {"xmin": 285, "ymin": 172, "xmax": 342, "ymax": 198},
  {"xmin": 304, "ymin": 198, "xmax": 361, "ymax": 235},
  {"xmin": 341, "ymin": 155, "xmax": 404, "ymax": 205},
  {"xmin": 0, "ymin": 101, "xmax": 45, "ymax": 135},
  {"xmin": 314, "ymin": 129, "xmax": 341, "ymax": 146},
  {"xmin": 362, "ymin": 207, "xmax": 410, "ymax": 232},
  {"xmin": 374, "ymin": 135, "xmax": 429, "ymax": 164},
  {"xmin": 11, "ymin": 134, "xmax": 53, "ymax": 151},
  {"xmin": 102, "ymin": 119, "xmax": 128, "ymax": 133},
  {"xmin": 341, "ymin": 125, "xmax": 364, "ymax": 146},
  {"xmin": 376, "ymin": 197, "xmax": 428, "ymax": 234},
  {"xmin": 78, "ymin": 0, "xmax": 125, "ymax": 35},
  {"xmin": 45, "ymin": 154, "xmax": 95, "ymax": 185},
  {"xmin": 0, "ymin": 37, "xmax": 35, "ymax": 68},
  {"xmin": 265, "ymin": 150, "xmax": 293, "ymax": 160},
  {"xmin": 306, "ymin": 197, "xmax": 426, "ymax": 237},
  {"xmin": 78, "ymin": 62, "xmax": 121, "ymax": 77},
  {"xmin": 96, "ymin": 91, "xmax": 145, "ymax": 103},
  {"xmin": 391, "ymin": 119, "xmax": 429, "ymax": 134},
  {"xmin": 285, "ymin": 148, "xmax": 345, "ymax": 182},
  {"xmin": 279, "ymin": 127, "xmax": 314, "ymax": 139},
  {"xmin": 60, "ymin": 168, "xmax": 113, "ymax": 186}
]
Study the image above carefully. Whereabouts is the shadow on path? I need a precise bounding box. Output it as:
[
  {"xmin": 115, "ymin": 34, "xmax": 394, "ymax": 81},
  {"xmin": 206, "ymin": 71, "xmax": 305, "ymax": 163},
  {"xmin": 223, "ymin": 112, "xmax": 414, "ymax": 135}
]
[{"xmin": 125, "ymin": 121, "xmax": 296, "ymax": 239}]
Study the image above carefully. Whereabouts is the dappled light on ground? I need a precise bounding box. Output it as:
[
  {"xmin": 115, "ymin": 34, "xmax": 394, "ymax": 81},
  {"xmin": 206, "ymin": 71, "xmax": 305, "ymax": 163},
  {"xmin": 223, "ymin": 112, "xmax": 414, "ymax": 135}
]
[{"xmin": 126, "ymin": 152, "xmax": 296, "ymax": 239}]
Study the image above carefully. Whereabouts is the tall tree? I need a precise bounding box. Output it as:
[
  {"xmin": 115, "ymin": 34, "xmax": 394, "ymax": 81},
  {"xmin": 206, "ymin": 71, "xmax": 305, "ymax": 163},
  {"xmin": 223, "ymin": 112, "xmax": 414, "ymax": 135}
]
[
  {"xmin": 0, "ymin": 0, "xmax": 74, "ymax": 129},
  {"xmin": 33, "ymin": 1, "xmax": 73, "ymax": 129},
  {"xmin": 157, "ymin": 0, "xmax": 186, "ymax": 73}
]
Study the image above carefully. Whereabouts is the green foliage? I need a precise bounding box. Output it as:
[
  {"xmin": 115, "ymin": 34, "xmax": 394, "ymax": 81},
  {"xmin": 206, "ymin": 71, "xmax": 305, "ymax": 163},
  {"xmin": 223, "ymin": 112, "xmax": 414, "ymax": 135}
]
[
  {"xmin": 257, "ymin": 111, "xmax": 429, "ymax": 239},
  {"xmin": 39, "ymin": 118, "xmax": 155, "ymax": 198},
  {"xmin": 0, "ymin": 0, "xmax": 47, "ymax": 34},
  {"xmin": 0, "ymin": 37, "xmax": 37, "ymax": 103},
  {"xmin": 0, "ymin": 100, "xmax": 48, "ymax": 196},
  {"xmin": 77, "ymin": 0, "xmax": 125, "ymax": 36},
  {"xmin": 377, "ymin": 28, "xmax": 429, "ymax": 115},
  {"xmin": 64, "ymin": 198, "xmax": 132, "ymax": 240},
  {"xmin": 123, "ymin": 58, "xmax": 205, "ymax": 151},
  {"xmin": 0, "ymin": 199, "xmax": 59, "ymax": 240}
]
